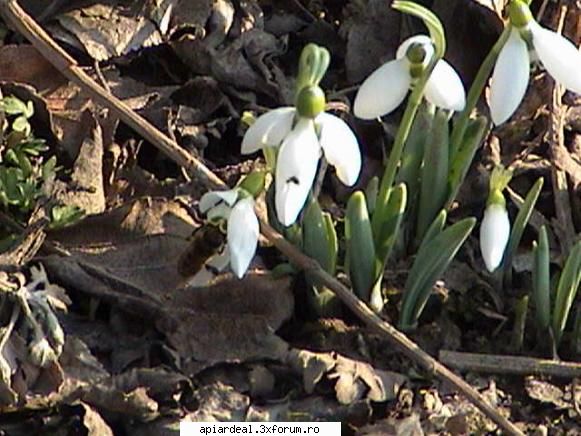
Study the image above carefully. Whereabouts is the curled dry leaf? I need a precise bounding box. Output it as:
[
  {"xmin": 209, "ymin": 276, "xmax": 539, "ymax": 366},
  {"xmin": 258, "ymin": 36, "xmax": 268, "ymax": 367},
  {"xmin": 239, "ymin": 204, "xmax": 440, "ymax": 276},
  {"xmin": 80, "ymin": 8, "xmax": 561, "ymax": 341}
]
[
  {"xmin": 286, "ymin": 349, "xmax": 407, "ymax": 405},
  {"xmin": 186, "ymin": 381, "xmax": 249, "ymax": 422},
  {"xmin": 0, "ymin": 267, "xmax": 69, "ymax": 407},
  {"xmin": 50, "ymin": 2, "xmax": 173, "ymax": 61}
]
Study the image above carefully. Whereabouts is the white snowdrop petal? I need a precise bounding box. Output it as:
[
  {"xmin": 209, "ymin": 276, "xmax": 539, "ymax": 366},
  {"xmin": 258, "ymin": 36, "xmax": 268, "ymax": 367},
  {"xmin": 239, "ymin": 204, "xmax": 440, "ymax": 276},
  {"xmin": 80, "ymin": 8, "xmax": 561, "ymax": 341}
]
[
  {"xmin": 275, "ymin": 119, "xmax": 321, "ymax": 226},
  {"xmin": 396, "ymin": 35, "xmax": 434, "ymax": 61},
  {"xmin": 479, "ymin": 204, "xmax": 511, "ymax": 272},
  {"xmin": 531, "ymin": 21, "xmax": 581, "ymax": 94},
  {"xmin": 227, "ymin": 197, "xmax": 259, "ymax": 278},
  {"xmin": 489, "ymin": 28, "xmax": 530, "ymax": 125},
  {"xmin": 241, "ymin": 107, "xmax": 296, "ymax": 154},
  {"xmin": 424, "ymin": 59, "xmax": 466, "ymax": 111},
  {"xmin": 206, "ymin": 203, "xmax": 232, "ymax": 221},
  {"xmin": 354, "ymin": 59, "xmax": 411, "ymax": 120},
  {"xmin": 317, "ymin": 113, "xmax": 362, "ymax": 186},
  {"xmin": 199, "ymin": 189, "xmax": 239, "ymax": 213}
]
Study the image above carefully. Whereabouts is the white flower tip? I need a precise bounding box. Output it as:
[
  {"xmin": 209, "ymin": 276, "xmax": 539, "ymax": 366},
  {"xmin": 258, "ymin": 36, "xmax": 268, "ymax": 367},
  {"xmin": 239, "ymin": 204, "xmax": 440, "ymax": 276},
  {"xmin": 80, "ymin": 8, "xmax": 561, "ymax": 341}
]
[
  {"xmin": 354, "ymin": 59, "xmax": 411, "ymax": 120},
  {"xmin": 530, "ymin": 21, "xmax": 581, "ymax": 95},
  {"xmin": 317, "ymin": 113, "xmax": 362, "ymax": 186},
  {"xmin": 479, "ymin": 204, "xmax": 510, "ymax": 272},
  {"xmin": 240, "ymin": 107, "xmax": 296, "ymax": 154},
  {"xmin": 227, "ymin": 197, "xmax": 259, "ymax": 279},
  {"xmin": 489, "ymin": 28, "xmax": 530, "ymax": 126},
  {"xmin": 424, "ymin": 60, "xmax": 466, "ymax": 112},
  {"xmin": 274, "ymin": 119, "xmax": 320, "ymax": 226}
]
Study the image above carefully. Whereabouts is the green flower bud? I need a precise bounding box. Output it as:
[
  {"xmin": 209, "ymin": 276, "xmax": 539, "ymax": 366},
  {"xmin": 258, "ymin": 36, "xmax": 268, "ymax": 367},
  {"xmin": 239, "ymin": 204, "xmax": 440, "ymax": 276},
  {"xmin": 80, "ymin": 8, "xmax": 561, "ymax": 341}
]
[
  {"xmin": 406, "ymin": 42, "xmax": 431, "ymax": 79},
  {"xmin": 296, "ymin": 85, "xmax": 326, "ymax": 119},
  {"xmin": 487, "ymin": 188, "xmax": 506, "ymax": 208},
  {"xmin": 508, "ymin": 0, "xmax": 533, "ymax": 28},
  {"xmin": 406, "ymin": 42, "xmax": 429, "ymax": 65},
  {"xmin": 238, "ymin": 171, "xmax": 266, "ymax": 198}
]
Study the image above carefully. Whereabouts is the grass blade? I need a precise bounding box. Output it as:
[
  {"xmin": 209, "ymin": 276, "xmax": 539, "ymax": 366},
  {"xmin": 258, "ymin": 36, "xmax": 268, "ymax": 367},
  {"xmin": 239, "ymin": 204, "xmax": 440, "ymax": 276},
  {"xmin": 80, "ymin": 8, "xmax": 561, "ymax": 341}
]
[{"xmin": 400, "ymin": 217, "xmax": 476, "ymax": 330}]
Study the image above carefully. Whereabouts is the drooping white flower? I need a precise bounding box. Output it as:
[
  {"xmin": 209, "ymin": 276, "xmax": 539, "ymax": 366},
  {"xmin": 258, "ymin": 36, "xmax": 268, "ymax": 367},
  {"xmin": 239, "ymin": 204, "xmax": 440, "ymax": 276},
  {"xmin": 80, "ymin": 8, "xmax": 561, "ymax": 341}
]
[
  {"xmin": 489, "ymin": 2, "xmax": 581, "ymax": 125},
  {"xmin": 241, "ymin": 108, "xmax": 361, "ymax": 226},
  {"xmin": 479, "ymin": 166, "xmax": 513, "ymax": 272},
  {"xmin": 354, "ymin": 35, "xmax": 466, "ymax": 120},
  {"xmin": 199, "ymin": 189, "xmax": 259, "ymax": 278},
  {"xmin": 480, "ymin": 203, "xmax": 511, "ymax": 272}
]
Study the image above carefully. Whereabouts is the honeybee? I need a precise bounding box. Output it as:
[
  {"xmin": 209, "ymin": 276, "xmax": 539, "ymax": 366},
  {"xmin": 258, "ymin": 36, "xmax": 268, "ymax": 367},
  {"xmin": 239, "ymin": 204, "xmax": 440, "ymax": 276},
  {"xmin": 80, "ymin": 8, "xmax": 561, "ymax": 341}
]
[{"xmin": 177, "ymin": 224, "xmax": 225, "ymax": 278}]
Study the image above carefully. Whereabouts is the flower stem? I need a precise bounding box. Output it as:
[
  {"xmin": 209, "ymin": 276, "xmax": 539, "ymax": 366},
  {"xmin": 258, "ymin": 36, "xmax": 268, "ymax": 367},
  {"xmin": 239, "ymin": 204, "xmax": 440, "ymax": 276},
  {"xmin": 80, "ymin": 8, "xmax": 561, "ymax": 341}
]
[
  {"xmin": 372, "ymin": 67, "xmax": 433, "ymax": 233},
  {"xmin": 449, "ymin": 25, "xmax": 511, "ymax": 157}
]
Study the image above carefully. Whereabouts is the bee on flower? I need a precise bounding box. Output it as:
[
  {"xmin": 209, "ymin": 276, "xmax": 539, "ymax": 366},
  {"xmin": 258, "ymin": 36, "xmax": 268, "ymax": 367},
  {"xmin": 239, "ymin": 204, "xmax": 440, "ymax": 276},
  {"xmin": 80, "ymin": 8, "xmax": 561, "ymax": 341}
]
[{"xmin": 199, "ymin": 181, "xmax": 260, "ymax": 279}]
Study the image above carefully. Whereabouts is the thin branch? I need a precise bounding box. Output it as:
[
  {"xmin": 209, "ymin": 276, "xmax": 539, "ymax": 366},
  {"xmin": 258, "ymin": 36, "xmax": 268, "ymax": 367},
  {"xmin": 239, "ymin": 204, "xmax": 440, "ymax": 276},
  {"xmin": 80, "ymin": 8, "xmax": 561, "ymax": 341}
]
[
  {"xmin": 440, "ymin": 350, "xmax": 581, "ymax": 378},
  {"xmin": 0, "ymin": 1, "xmax": 523, "ymax": 434}
]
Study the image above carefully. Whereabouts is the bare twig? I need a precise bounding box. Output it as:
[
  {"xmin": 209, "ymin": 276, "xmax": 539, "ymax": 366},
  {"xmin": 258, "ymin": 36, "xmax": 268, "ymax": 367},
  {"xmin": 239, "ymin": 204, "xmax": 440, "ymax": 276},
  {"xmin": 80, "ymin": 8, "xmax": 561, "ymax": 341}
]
[
  {"xmin": 0, "ymin": 1, "xmax": 524, "ymax": 434},
  {"xmin": 440, "ymin": 350, "xmax": 581, "ymax": 378}
]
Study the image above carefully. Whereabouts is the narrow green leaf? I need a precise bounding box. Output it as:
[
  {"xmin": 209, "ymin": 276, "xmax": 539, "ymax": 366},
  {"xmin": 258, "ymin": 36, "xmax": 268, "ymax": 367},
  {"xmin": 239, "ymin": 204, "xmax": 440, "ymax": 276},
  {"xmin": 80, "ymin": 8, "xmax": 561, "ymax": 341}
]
[
  {"xmin": 418, "ymin": 209, "xmax": 447, "ymax": 249},
  {"xmin": 375, "ymin": 183, "xmax": 407, "ymax": 270},
  {"xmin": 503, "ymin": 177, "xmax": 544, "ymax": 272},
  {"xmin": 416, "ymin": 109, "xmax": 449, "ymax": 242},
  {"xmin": 552, "ymin": 241, "xmax": 581, "ymax": 346},
  {"xmin": 238, "ymin": 171, "xmax": 266, "ymax": 198},
  {"xmin": 365, "ymin": 176, "xmax": 379, "ymax": 215},
  {"xmin": 346, "ymin": 191, "xmax": 377, "ymax": 302},
  {"xmin": 400, "ymin": 217, "xmax": 476, "ymax": 330},
  {"xmin": 396, "ymin": 102, "xmax": 433, "ymax": 210},
  {"xmin": 392, "ymin": 1, "xmax": 446, "ymax": 59},
  {"xmin": 303, "ymin": 199, "xmax": 336, "ymax": 274},
  {"xmin": 446, "ymin": 116, "xmax": 488, "ymax": 209},
  {"xmin": 532, "ymin": 226, "xmax": 550, "ymax": 333},
  {"xmin": 322, "ymin": 213, "xmax": 338, "ymax": 274}
]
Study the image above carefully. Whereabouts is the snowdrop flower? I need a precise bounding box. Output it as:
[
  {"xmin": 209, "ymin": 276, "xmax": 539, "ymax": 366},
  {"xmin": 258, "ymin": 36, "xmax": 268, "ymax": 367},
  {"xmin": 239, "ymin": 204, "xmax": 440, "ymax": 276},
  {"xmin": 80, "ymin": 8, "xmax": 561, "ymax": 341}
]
[
  {"xmin": 490, "ymin": 0, "xmax": 581, "ymax": 125},
  {"xmin": 354, "ymin": 35, "xmax": 466, "ymax": 120},
  {"xmin": 199, "ymin": 189, "xmax": 259, "ymax": 278},
  {"xmin": 479, "ymin": 166, "xmax": 513, "ymax": 272},
  {"xmin": 241, "ymin": 45, "xmax": 361, "ymax": 227}
]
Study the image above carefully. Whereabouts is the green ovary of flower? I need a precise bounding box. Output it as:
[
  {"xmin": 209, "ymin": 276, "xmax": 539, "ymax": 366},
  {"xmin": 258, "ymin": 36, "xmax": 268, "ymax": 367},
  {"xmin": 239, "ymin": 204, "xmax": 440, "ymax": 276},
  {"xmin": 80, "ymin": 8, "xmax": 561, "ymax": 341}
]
[
  {"xmin": 508, "ymin": 0, "xmax": 533, "ymax": 28},
  {"xmin": 296, "ymin": 85, "xmax": 326, "ymax": 119}
]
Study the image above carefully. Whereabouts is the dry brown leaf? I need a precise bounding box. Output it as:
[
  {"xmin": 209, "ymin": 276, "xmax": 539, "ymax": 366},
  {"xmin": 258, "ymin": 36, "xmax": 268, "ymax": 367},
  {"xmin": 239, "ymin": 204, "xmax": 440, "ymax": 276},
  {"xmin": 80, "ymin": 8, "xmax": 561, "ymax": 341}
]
[
  {"xmin": 342, "ymin": 0, "xmax": 402, "ymax": 85},
  {"xmin": 358, "ymin": 414, "xmax": 424, "ymax": 436},
  {"xmin": 186, "ymin": 381, "xmax": 249, "ymax": 422},
  {"xmin": 77, "ymin": 402, "xmax": 114, "ymax": 436},
  {"xmin": 50, "ymin": 2, "xmax": 173, "ymax": 61},
  {"xmin": 54, "ymin": 111, "xmax": 106, "ymax": 215},
  {"xmin": 286, "ymin": 349, "xmax": 407, "ymax": 404},
  {"xmin": 525, "ymin": 377, "xmax": 570, "ymax": 409},
  {"xmin": 48, "ymin": 197, "xmax": 196, "ymax": 246},
  {"xmin": 160, "ymin": 273, "xmax": 293, "ymax": 373}
]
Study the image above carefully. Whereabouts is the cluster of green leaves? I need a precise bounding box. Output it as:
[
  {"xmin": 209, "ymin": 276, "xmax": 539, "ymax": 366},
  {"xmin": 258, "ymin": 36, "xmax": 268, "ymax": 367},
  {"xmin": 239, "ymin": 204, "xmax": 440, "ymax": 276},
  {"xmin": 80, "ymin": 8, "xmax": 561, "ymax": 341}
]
[
  {"xmin": 532, "ymin": 228, "xmax": 581, "ymax": 355},
  {"xmin": 0, "ymin": 95, "xmax": 83, "ymax": 236},
  {"xmin": 0, "ymin": 96, "xmax": 54, "ymax": 214},
  {"xmin": 298, "ymin": 0, "xmax": 576, "ymax": 359}
]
